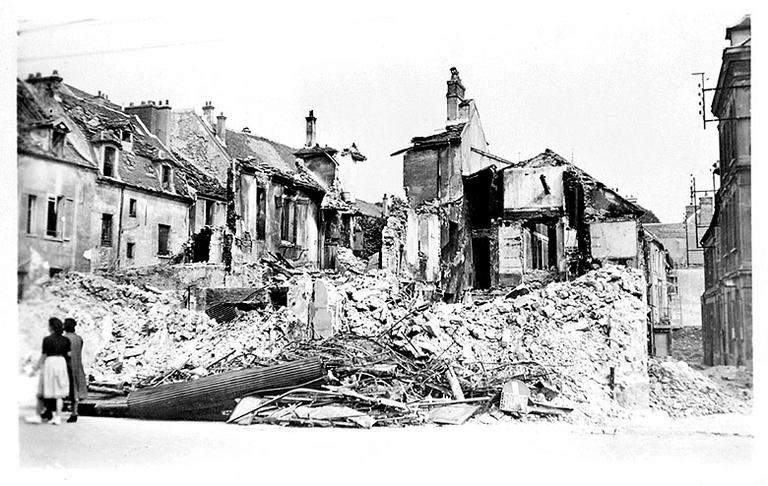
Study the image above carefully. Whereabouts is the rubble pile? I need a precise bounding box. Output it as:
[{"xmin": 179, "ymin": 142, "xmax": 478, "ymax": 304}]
[
  {"xmin": 331, "ymin": 265, "xmax": 649, "ymax": 423},
  {"xmin": 18, "ymin": 272, "xmax": 301, "ymax": 386},
  {"xmin": 21, "ymin": 262, "xmax": 747, "ymax": 426},
  {"xmin": 648, "ymin": 358, "xmax": 749, "ymax": 417}
]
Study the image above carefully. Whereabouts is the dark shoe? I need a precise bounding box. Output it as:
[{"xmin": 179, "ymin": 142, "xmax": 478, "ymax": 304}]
[
  {"xmin": 41, "ymin": 411, "xmax": 53, "ymax": 421},
  {"xmin": 66, "ymin": 415, "xmax": 78, "ymax": 423}
]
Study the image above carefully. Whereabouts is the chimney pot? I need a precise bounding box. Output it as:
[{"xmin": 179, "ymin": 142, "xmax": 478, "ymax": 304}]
[
  {"xmin": 36, "ymin": 72, "xmax": 41, "ymax": 77},
  {"xmin": 52, "ymin": 69, "xmax": 59, "ymax": 76}
]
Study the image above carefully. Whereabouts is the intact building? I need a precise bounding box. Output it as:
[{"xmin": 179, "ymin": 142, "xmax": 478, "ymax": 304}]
[{"xmin": 701, "ymin": 15, "xmax": 751, "ymax": 367}]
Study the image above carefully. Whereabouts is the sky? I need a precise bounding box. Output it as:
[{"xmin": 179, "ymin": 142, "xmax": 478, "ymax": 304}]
[{"xmin": 13, "ymin": 0, "xmax": 756, "ymax": 223}]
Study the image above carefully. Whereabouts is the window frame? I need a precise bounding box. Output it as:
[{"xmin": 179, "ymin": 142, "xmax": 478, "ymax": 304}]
[
  {"xmin": 100, "ymin": 213, "xmax": 113, "ymax": 247},
  {"xmin": 157, "ymin": 224, "xmax": 171, "ymax": 256},
  {"xmin": 103, "ymin": 145, "xmax": 117, "ymax": 178},
  {"xmin": 26, "ymin": 194, "xmax": 37, "ymax": 235},
  {"xmin": 126, "ymin": 241, "xmax": 135, "ymax": 259},
  {"xmin": 128, "ymin": 198, "xmax": 137, "ymax": 218}
]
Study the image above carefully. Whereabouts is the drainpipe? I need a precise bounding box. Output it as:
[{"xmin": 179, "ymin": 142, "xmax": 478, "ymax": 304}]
[{"xmin": 115, "ymin": 186, "xmax": 125, "ymax": 267}]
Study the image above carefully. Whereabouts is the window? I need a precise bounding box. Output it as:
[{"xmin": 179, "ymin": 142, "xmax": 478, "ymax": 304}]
[
  {"xmin": 103, "ymin": 146, "xmax": 116, "ymax": 177},
  {"xmin": 101, "ymin": 214, "xmax": 113, "ymax": 247},
  {"xmin": 121, "ymin": 130, "xmax": 132, "ymax": 143},
  {"xmin": 126, "ymin": 242, "xmax": 135, "ymax": 259},
  {"xmin": 26, "ymin": 195, "xmax": 37, "ymax": 234},
  {"xmin": 256, "ymin": 186, "xmax": 266, "ymax": 240},
  {"xmin": 280, "ymin": 198, "xmax": 296, "ymax": 243},
  {"xmin": 161, "ymin": 166, "xmax": 172, "ymax": 190},
  {"xmin": 129, "ymin": 198, "xmax": 137, "ymax": 218},
  {"xmin": 52, "ymin": 128, "xmax": 66, "ymax": 156},
  {"xmin": 205, "ymin": 199, "xmax": 215, "ymax": 226},
  {"xmin": 158, "ymin": 224, "xmax": 171, "ymax": 255},
  {"xmin": 46, "ymin": 196, "xmax": 61, "ymax": 237}
]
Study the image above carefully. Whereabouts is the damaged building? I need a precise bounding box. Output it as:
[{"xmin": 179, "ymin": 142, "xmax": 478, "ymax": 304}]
[
  {"xmin": 17, "ymin": 72, "xmax": 226, "ymax": 296},
  {"xmin": 169, "ymin": 104, "xmax": 383, "ymax": 271},
  {"xmin": 391, "ymin": 67, "xmax": 671, "ymax": 342}
]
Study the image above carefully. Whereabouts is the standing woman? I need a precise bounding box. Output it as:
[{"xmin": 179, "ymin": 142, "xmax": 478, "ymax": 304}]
[
  {"xmin": 37, "ymin": 317, "xmax": 71, "ymax": 425},
  {"xmin": 63, "ymin": 318, "xmax": 87, "ymax": 422}
]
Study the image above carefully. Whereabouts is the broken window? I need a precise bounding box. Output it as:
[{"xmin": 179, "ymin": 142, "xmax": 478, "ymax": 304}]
[
  {"xmin": 205, "ymin": 199, "xmax": 215, "ymax": 226},
  {"xmin": 103, "ymin": 146, "xmax": 116, "ymax": 177},
  {"xmin": 256, "ymin": 186, "xmax": 266, "ymax": 240},
  {"xmin": 161, "ymin": 165, "xmax": 172, "ymax": 190},
  {"xmin": 121, "ymin": 129, "xmax": 132, "ymax": 143},
  {"xmin": 52, "ymin": 127, "xmax": 66, "ymax": 157},
  {"xmin": 158, "ymin": 224, "xmax": 171, "ymax": 255},
  {"xmin": 101, "ymin": 213, "xmax": 113, "ymax": 247},
  {"xmin": 26, "ymin": 195, "xmax": 37, "ymax": 234},
  {"xmin": 46, "ymin": 196, "xmax": 62, "ymax": 238},
  {"xmin": 126, "ymin": 242, "xmax": 135, "ymax": 259},
  {"xmin": 129, "ymin": 198, "xmax": 137, "ymax": 218}
]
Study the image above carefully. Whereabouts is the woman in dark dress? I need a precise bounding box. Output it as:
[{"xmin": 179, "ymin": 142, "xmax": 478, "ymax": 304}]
[
  {"xmin": 36, "ymin": 317, "xmax": 71, "ymax": 425},
  {"xmin": 64, "ymin": 318, "xmax": 87, "ymax": 422}
]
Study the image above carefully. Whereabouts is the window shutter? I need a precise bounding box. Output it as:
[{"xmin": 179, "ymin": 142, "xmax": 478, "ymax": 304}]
[
  {"xmin": 18, "ymin": 193, "xmax": 28, "ymax": 234},
  {"xmin": 36, "ymin": 192, "xmax": 47, "ymax": 236},
  {"xmin": 63, "ymin": 197, "xmax": 75, "ymax": 240}
]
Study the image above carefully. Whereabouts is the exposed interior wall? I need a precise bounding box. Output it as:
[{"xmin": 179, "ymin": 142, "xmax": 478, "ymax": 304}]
[
  {"xmin": 303, "ymin": 154, "xmax": 336, "ymax": 189},
  {"xmin": 504, "ymin": 166, "xmax": 566, "ymax": 210},
  {"xmin": 589, "ymin": 220, "xmax": 639, "ymax": 262},
  {"xmin": 676, "ymin": 267, "xmax": 704, "ymax": 327}
]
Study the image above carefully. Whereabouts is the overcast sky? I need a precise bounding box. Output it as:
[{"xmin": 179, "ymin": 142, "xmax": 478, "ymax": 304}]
[{"xmin": 15, "ymin": 1, "xmax": 755, "ymax": 222}]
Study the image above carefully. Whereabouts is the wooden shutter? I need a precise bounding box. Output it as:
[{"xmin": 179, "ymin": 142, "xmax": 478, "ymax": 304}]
[{"xmin": 63, "ymin": 197, "xmax": 75, "ymax": 241}]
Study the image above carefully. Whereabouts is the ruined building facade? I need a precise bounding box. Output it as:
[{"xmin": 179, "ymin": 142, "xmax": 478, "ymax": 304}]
[
  {"xmin": 392, "ymin": 69, "xmax": 666, "ymax": 309},
  {"xmin": 701, "ymin": 16, "xmax": 752, "ymax": 368},
  {"xmin": 17, "ymin": 73, "xmax": 226, "ymax": 297},
  {"xmin": 18, "ymin": 74, "xmax": 384, "ymax": 297}
]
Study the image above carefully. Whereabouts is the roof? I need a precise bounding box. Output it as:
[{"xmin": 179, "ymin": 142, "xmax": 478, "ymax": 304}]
[
  {"xmin": 354, "ymin": 199, "xmax": 383, "ymax": 218},
  {"xmin": 411, "ymin": 123, "xmax": 466, "ymax": 145},
  {"xmin": 294, "ymin": 144, "xmax": 339, "ymax": 157},
  {"xmin": 225, "ymin": 129, "xmax": 324, "ymax": 193},
  {"xmin": 168, "ymin": 109, "xmax": 232, "ymax": 189},
  {"xmin": 726, "ymin": 15, "xmax": 750, "ymax": 40},
  {"xmin": 57, "ymin": 83, "xmax": 193, "ymax": 198},
  {"xmin": 644, "ymin": 223, "xmax": 687, "ymax": 265},
  {"xmin": 17, "ymin": 79, "xmax": 95, "ymax": 169}
]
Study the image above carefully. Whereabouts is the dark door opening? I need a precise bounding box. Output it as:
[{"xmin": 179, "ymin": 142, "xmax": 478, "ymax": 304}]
[{"xmin": 472, "ymin": 237, "xmax": 491, "ymax": 289}]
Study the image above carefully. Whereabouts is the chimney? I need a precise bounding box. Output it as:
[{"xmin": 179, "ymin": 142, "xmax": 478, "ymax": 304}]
[
  {"xmin": 216, "ymin": 112, "xmax": 227, "ymax": 141},
  {"xmin": 27, "ymin": 69, "xmax": 63, "ymax": 97},
  {"xmin": 685, "ymin": 204, "xmax": 696, "ymax": 222},
  {"xmin": 382, "ymin": 193, "xmax": 390, "ymax": 217},
  {"xmin": 202, "ymin": 101, "xmax": 215, "ymax": 127},
  {"xmin": 699, "ymin": 196, "xmax": 714, "ymax": 227},
  {"xmin": 242, "ymin": 127, "xmax": 251, "ymax": 133},
  {"xmin": 305, "ymin": 110, "xmax": 317, "ymax": 147},
  {"xmin": 446, "ymin": 67, "xmax": 466, "ymax": 124},
  {"xmin": 125, "ymin": 99, "xmax": 173, "ymax": 147}
]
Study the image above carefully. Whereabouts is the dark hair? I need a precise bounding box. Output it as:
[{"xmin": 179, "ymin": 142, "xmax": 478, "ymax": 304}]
[
  {"xmin": 64, "ymin": 318, "xmax": 77, "ymax": 332},
  {"xmin": 48, "ymin": 317, "xmax": 64, "ymax": 336}
]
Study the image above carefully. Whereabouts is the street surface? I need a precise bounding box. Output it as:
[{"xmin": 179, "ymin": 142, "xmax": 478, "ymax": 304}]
[{"xmin": 15, "ymin": 371, "xmax": 761, "ymax": 485}]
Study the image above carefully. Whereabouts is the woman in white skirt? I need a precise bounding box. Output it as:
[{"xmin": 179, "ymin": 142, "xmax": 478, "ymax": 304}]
[{"xmin": 36, "ymin": 317, "xmax": 71, "ymax": 425}]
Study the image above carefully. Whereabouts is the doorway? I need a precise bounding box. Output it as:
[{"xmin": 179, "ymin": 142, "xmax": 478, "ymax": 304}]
[{"xmin": 472, "ymin": 237, "xmax": 491, "ymax": 289}]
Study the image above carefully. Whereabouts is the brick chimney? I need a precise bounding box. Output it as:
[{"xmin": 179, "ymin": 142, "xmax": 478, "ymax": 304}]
[
  {"xmin": 202, "ymin": 101, "xmax": 215, "ymax": 127},
  {"xmin": 446, "ymin": 67, "xmax": 466, "ymax": 124},
  {"xmin": 305, "ymin": 110, "xmax": 317, "ymax": 147},
  {"xmin": 382, "ymin": 193, "xmax": 390, "ymax": 217},
  {"xmin": 27, "ymin": 70, "xmax": 63, "ymax": 97},
  {"xmin": 216, "ymin": 112, "xmax": 227, "ymax": 141},
  {"xmin": 125, "ymin": 100, "xmax": 172, "ymax": 147},
  {"xmin": 698, "ymin": 196, "xmax": 714, "ymax": 227}
]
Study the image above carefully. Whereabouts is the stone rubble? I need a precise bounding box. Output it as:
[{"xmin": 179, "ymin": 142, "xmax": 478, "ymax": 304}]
[{"xmin": 18, "ymin": 263, "xmax": 751, "ymax": 424}]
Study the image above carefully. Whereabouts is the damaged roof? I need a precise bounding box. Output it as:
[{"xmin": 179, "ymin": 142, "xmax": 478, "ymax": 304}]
[
  {"xmin": 17, "ymin": 79, "xmax": 95, "ymax": 169},
  {"xmin": 355, "ymin": 199, "xmax": 383, "ymax": 218},
  {"xmin": 57, "ymin": 83, "xmax": 193, "ymax": 198},
  {"xmin": 511, "ymin": 149, "xmax": 649, "ymax": 218},
  {"xmin": 226, "ymin": 129, "xmax": 325, "ymax": 193},
  {"xmin": 411, "ymin": 123, "xmax": 466, "ymax": 145}
]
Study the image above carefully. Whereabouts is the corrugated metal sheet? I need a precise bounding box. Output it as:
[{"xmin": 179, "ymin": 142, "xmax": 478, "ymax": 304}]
[{"xmin": 127, "ymin": 357, "xmax": 324, "ymax": 421}]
